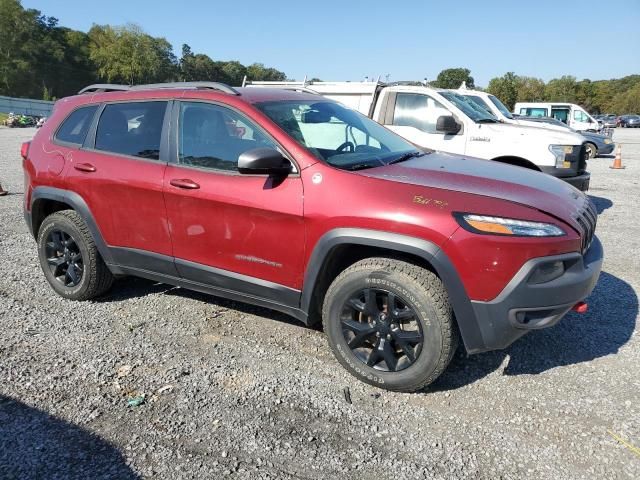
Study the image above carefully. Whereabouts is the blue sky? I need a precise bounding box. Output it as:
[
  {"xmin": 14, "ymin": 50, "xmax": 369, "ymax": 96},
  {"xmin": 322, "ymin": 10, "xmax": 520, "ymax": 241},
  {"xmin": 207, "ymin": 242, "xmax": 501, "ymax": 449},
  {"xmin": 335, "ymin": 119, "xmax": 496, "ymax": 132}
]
[{"xmin": 25, "ymin": 0, "xmax": 640, "ymax": 86}]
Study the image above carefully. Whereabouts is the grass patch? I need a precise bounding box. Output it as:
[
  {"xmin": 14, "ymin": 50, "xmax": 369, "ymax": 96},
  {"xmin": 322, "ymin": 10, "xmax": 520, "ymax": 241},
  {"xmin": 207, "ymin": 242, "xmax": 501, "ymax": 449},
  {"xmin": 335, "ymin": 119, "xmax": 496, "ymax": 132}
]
[{"xmin": 0, "ymin": 112, "xmax": 8, "ymax": 125}]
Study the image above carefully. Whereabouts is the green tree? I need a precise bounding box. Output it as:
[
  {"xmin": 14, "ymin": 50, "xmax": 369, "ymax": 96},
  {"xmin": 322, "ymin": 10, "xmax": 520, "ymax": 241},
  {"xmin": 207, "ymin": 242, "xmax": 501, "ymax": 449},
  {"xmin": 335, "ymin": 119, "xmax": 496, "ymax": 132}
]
[
  {"xmin": 0, "ymin": 0, "xmax": 43, "ymax": 96},
  {"xmin": 486, "ymin": 72, "xmax": 519, "ymax": 110},
  {"xmin": 88, "ymin": 23, "xmax": 176, "ymax": 85},
  {"xmin": 246, "ymin": 63, "xmax": 286, "ymax": 81},
  {"xmin": 432, "ymin": 68, "xmax": 475, "ymax": 89},
  {"xmin": 610, "ymin": 83, "xmax": 640, "ymax": 114},
  {"xmin": 544, "ymin": 75, "xmax": 577, "ymax": 102},
  {"xmin": 516, "ymin": 76, "xmax": 545, "ymax": 102}
]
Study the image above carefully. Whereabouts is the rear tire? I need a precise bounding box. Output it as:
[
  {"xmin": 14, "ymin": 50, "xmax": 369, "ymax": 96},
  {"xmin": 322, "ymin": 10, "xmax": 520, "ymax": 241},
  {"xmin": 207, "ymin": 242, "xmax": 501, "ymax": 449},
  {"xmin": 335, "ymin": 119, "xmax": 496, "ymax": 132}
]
[
  {"xmin": 37, "ymin": 210, "xmax": 113, "ymax": 300},
  {"xmin": 322, "ymin": 258, "xmax": 456, "ymax": 392}
]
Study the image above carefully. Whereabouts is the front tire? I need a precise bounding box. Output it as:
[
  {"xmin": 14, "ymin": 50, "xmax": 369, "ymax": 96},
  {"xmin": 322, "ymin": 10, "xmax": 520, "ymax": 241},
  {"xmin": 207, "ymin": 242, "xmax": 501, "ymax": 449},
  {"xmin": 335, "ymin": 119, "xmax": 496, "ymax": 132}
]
[
  {"xmin": 37, "ymin": 210, "xmax": 113, "ymax": 300},
  {"xmin": 322, "ymin": 258, "xmax": 457, "ymax": 392},
  {"xmin": 585, "ymin": 143, "xmax": 597, "ymax": 159}
]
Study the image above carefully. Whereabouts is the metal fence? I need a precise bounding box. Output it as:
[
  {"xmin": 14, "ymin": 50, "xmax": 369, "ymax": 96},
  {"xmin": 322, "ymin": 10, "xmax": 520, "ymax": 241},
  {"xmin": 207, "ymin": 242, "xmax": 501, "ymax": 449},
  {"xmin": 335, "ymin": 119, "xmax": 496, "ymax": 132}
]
[{"xmin": 0, "ymin": 95, "xmax": 54, "ymax": 117}]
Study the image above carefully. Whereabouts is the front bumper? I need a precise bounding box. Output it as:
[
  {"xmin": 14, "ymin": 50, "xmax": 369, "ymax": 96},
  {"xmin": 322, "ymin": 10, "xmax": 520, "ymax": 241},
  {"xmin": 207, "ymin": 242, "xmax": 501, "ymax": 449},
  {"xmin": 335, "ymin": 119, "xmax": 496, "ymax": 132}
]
[
  {"xmin": 468, "ymin": 236, "xmax": 603, "ymax": 353},
  {"xmin": 599, "ymin": 143, "xmax": 615, "ymax": 155},
  {"xmin": 540, "ymin": 167, "xmax": 590, "ymax": 191}
]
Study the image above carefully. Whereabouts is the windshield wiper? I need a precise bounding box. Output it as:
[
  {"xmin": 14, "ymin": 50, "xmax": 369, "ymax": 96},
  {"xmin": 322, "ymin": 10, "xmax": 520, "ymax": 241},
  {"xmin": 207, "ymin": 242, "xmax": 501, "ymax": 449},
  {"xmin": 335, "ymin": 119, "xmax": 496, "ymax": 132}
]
[
  {"xmin": 346, "ymin": 162, "xmax": 381, "ymax": 171},
  {"xmin": 387, "ymin": 151, "xmax": 425, "ymax": 165}
]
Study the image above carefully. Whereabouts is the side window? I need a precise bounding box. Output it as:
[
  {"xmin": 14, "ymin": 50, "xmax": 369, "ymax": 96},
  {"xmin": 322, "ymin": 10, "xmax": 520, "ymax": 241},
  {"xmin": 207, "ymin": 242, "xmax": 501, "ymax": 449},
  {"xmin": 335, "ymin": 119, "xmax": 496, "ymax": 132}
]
[
  {"xmin": 526, "ymin": 108, "xmax": 548, "ymax": 117},
  {"xmin": 392, "ymin": 93, "xmax": 449, "ymax": 133},
  {"xmin": 95, "ymin": 102, "xmax": 167, "ymax": 160},
  {"xmin": 573, "ymin": 110, "xmax": 588, "ymax": 122},
  {"xmin": 55, "ymin": 105, "xmax": 98, "ymax": 145},
  {"xmin": 552, "ymin": 109, "xmax": 569, "ymax": 124},
  {"xmin": 179, "ymin": 102, "xmax": 276, "ymax": 171}
]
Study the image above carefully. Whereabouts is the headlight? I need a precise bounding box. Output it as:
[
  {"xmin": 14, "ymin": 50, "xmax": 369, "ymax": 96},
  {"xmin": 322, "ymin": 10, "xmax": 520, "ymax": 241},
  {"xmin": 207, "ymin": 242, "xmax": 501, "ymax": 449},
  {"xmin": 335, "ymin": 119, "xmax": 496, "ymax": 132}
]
[
  {"xmin": 456, "ymin": 214, "xmax": 566, "ymax": 237},
  {"xmin": 549, "ymin": 144, "xmax": 574, "ymax": 168},
  {"xmin": 604, "ymin": 138, "xmax": 613, "ymax": 144}
]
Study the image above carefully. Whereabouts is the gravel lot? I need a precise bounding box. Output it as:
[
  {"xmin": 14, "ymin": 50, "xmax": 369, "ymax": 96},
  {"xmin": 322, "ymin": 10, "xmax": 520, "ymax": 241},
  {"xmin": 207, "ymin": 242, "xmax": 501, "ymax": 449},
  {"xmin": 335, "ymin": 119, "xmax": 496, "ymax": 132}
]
[{"xmin": 1, "ymin": 126, "xmax": 639, "ymax": 479}]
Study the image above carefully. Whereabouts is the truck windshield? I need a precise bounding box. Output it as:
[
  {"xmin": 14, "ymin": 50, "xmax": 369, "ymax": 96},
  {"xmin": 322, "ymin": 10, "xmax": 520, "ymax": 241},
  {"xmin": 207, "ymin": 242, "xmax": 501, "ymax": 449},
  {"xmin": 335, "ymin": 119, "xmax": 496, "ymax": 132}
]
[
  {"xmin": 440, "ymin": 92, "xmax": 498, "ymax": 123},
  {"xmin": 488, "ymin": 95, "xmax": 514, "ymax": 119},
  {"xmin": 256, "ymin": 100, "xmax": 425, "ymax": 170}
]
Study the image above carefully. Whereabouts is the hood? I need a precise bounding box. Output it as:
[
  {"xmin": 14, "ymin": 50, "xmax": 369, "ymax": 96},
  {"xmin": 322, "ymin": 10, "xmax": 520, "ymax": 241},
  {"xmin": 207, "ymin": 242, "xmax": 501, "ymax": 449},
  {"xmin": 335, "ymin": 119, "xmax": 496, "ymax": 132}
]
[
  {"xmin": 511, "ymin": 118, "xmax": 571, "ymax": 133},
  {"xmin": 359, "ymin": 151, "xmax": 589, "ymax": 231},
  {"xmin": 479, "ymin": 121, "xmax": 584, "ymax": 145}
]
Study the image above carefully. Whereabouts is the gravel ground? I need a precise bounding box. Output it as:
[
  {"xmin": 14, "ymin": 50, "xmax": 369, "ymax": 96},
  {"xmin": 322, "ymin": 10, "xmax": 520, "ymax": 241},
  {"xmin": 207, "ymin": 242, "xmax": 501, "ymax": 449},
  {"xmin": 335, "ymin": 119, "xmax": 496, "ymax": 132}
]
[{"xmin": 1, "ymin": 126, "xmax": 639, "ymax": 479}]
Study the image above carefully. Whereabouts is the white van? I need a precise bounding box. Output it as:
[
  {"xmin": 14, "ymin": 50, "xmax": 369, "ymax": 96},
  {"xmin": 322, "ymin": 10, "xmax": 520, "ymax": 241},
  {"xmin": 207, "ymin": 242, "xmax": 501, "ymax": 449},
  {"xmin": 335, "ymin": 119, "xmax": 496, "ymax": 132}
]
[
  {"xmin": 513, "ymin": 102, "xmax": 601, "ymax": 132},
  {"xmin": 454, "ymin": 87, "xmax": 569, "ymax": 132},
  {"xmin": 244, "ymin": 80, "xmax": 591, "ymax": 191}
]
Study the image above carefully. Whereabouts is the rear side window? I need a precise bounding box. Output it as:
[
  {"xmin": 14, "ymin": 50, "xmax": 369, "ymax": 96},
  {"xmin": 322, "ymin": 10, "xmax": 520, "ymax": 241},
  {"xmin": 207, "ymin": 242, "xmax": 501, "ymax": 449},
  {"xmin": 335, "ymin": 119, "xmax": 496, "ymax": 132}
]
[
  {"xmin": 55, "ymin": 105, "xmax": 98, "ymax": 145},
  {"xmin": 95, "ymin": 102, "xmax": 167, "ymax": 160}
]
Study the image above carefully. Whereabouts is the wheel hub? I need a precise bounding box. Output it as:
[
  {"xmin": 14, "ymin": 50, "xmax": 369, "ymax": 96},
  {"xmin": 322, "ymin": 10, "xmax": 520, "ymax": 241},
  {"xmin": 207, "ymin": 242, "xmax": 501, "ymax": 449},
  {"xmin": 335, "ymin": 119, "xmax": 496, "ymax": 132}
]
[{"xmin": 340, "ymin": 288, "xmax": 424, "ymax": 372}]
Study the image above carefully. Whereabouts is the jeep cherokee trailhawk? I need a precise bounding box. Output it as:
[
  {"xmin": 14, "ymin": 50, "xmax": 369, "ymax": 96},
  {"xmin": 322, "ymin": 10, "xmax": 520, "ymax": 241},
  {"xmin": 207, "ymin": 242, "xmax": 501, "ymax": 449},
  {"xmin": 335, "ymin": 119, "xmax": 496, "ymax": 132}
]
[{"xmin": 22, "ymin": 82, "xmax": 603, "ymax": 392}]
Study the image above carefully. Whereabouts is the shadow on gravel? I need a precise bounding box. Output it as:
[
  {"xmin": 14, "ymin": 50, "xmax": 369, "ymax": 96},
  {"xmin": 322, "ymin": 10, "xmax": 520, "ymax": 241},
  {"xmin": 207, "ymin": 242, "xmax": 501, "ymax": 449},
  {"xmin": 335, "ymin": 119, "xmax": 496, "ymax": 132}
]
[
  {"xmin": 433, "ymin": 271, "xmax": 637, "ymax": 390},
  {"xmin": 588, "ymin": 194, "xmax": 613, "ymax": 214},
  {"xmin": 98, "ymin": 277, "xmax": 307, "ymax": 328},
  {"xmin": 0, "ymin": 395, "xmax": 138, "ymax": 479}
]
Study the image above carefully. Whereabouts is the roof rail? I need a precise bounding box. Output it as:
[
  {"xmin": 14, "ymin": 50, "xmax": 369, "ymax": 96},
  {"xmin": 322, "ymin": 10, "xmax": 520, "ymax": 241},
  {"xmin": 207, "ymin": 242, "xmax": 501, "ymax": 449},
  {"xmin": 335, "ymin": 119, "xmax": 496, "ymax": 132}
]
[
  {"xmin": 78, "ymin": 84, "xmax": 131, "ymax": 94},
  {"xmin": 78, "ymin": 81, "xmax": 240, "ymax": 96},
  {"xmin": 130, "ymin": 82, "xmax": 240, "ymax": 95}
]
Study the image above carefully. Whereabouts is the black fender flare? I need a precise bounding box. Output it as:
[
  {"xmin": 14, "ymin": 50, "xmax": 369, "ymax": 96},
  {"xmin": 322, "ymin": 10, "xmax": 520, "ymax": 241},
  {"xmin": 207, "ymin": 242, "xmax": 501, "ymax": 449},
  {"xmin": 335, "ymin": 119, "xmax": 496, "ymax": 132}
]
[
  {"xmin": 29, "ymin": 186, "xmax": 122, "ymax": 274},
  {"xmin": 301, "ymin": 228, "xmax": 485, "ymax": 353}
]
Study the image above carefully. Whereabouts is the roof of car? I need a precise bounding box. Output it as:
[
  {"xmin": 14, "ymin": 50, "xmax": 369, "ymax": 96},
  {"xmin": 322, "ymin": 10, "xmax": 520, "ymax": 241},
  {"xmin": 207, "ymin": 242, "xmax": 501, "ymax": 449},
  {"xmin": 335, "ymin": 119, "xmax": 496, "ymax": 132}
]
[{"xmin": 64, "ymin": 86, "xmax": 327, "ymax": 112}]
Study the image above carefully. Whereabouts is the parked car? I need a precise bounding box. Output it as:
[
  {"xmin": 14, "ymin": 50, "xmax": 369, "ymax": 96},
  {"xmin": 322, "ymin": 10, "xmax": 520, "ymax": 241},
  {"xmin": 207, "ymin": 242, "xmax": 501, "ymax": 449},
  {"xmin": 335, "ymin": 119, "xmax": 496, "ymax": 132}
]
[
  {"xmin": 246, "ymin": 80, "xmax": 591, "ymax": 191},
  {"xmin": 514, "ymin": 102, "xmax": 601, "ymax": 132},
  {"xmin": 515, "ymin": 116, "xmax": 615, "ymax": 158},
  {"xmin": 601, "ymin": 115, "xmax": 617, "ymax": 128},
  {"xmin": 618, "ymin": 115, "xmax": 640, "ymax": 127},
  {"xmin": 22, "ymin": 82, "xmax": 602, "ymax": 392}
]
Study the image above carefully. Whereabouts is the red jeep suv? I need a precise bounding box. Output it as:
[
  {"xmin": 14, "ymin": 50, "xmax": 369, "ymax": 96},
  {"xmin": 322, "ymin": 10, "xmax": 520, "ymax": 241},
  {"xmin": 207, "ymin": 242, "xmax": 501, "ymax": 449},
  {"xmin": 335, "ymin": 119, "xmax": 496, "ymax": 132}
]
[{"xmin": 22, "ymin": 82, "xmax": 603, "ymax": 392}]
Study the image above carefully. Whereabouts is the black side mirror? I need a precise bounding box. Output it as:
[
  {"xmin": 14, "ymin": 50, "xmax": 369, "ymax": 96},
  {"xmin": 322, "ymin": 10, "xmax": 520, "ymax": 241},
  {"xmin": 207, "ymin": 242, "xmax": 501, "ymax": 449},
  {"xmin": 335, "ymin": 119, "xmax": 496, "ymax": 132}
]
[
  {"xmin": 436, "ymin": 115, "xmax": 461, "ymax": 134},
  {"xmin": 238, "ymin": 148, "xmax": 291, "ymax": 175}
]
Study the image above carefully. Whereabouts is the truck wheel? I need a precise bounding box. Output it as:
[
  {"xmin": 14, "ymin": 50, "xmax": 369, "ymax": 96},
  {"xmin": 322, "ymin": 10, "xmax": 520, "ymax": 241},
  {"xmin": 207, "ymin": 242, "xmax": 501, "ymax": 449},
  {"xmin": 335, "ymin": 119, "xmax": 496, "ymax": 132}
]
[
  {"xmin": 322, "ymin": 258, "xmax": 457, "ymax": 392},
  {"xmin": 585, "ymin": 143, "xmax": 597, "ymax": 159},
  {"xmin": 37, "ymin": 210, "xmax": 113, "ymax": 300}
]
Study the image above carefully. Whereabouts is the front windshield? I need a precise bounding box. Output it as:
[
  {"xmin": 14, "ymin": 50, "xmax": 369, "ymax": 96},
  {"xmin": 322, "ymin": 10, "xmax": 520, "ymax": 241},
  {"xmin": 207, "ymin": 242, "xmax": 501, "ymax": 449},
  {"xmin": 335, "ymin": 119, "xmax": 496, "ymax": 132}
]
[
  {"xmin": 256, "ymin": 100, "xmax": 425, "ymax": 170},
  {"xmin": 488, "ymin": 95, "xmax": 514, "ymax": 119},
  {"xmin": 439, "ymin": 91, "xmax": 498, "ymax": 123}
]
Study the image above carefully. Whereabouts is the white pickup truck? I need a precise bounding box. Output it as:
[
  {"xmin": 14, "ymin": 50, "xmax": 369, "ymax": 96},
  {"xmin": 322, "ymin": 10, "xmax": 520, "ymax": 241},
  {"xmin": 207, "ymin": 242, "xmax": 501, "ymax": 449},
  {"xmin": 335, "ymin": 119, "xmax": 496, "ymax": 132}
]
[{"xmin": 244, "ymin": 80, "xmax": 591, "ymax": 191}]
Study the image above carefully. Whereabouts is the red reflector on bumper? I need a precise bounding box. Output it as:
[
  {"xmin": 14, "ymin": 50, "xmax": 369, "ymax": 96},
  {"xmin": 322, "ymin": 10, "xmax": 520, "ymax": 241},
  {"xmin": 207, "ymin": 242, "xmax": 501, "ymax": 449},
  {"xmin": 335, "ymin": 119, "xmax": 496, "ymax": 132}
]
[{"xmin": 572, "ymin": 301, "xmax": 588, "ymax": 314}]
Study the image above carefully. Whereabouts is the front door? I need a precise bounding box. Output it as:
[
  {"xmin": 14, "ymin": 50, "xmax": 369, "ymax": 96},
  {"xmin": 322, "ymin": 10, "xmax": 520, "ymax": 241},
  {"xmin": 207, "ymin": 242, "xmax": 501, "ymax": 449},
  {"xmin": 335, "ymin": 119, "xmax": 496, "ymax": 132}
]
[
  {"xmin": 569, "ymin": 108, "xmax": 594, "ymax": 131},
  {"xmin": 163, "ymin": 100, "xmax": 305, "ymax": 297},
  {"xmin": 383, "ymin": 92, "xmax": 467, "ymax": 155},
  {"xmin": 65, "ymin": 100, "xmax": 175, "ymax": 272}
]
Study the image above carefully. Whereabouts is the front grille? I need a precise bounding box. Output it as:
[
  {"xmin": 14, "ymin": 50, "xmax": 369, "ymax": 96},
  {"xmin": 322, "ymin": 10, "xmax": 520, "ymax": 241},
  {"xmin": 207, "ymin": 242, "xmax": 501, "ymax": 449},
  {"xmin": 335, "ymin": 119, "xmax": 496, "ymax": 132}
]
[{"xmin": 575, "ymin": 199, "xmax": 597, "ymax": 254}]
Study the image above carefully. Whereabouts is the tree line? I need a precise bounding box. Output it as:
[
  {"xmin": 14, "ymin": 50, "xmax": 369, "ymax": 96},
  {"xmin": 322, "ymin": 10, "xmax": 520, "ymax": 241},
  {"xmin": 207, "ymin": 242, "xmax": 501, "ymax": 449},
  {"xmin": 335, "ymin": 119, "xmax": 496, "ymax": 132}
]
[
  {"xmin": 429, "ymin": 68, "xmax": 639, "ymax": 115},
  {"xmin": 1, "ymin": 0, "xmax": 637, "ymax": 114},
  {"xmin": 0, "ymin": 0, "xmax": 286, "ymax": 100}
]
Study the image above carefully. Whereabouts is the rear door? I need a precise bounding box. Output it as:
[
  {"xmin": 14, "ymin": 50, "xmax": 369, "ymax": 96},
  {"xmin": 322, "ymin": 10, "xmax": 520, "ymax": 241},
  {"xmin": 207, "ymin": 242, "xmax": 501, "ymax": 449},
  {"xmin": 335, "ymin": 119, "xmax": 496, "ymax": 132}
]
[
  {"xmin": 64, "ymin": 100, "xmax": 176, "ymax": 274},
  {"xmin": 381, "ymin": 92, "xmax": 467, "ymax": 155},
  {"xmin": 163, "ymin": 100, "xmax": 305, "ymax": 296}
]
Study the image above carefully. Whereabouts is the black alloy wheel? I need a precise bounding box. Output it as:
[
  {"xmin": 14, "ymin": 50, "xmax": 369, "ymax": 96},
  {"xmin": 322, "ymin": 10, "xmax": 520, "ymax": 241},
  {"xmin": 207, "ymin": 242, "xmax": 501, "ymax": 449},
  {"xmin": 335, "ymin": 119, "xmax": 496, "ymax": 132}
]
[
  {"xmin": 341, "ymin": 288, "xmax": 424, "ymax": 372},
  {"xmin": 44, "ymin": 229, "xmax": 84, "ymax": 287}
]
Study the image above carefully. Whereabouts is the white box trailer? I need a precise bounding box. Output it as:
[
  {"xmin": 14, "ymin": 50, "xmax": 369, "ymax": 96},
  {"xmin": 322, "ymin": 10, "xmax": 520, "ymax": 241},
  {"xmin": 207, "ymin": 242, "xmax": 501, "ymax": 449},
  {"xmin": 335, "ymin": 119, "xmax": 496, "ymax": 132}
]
[{"xmin": 243, "ymin": 79, "xmax": 591, "ymax": 191}]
